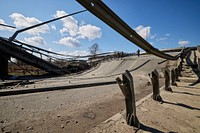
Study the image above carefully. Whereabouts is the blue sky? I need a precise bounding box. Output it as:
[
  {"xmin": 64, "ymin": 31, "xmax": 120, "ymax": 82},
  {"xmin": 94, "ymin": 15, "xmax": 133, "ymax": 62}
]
[{"xmin": 0, "ymin": 0, "xmax": 200, "ymax": 56}]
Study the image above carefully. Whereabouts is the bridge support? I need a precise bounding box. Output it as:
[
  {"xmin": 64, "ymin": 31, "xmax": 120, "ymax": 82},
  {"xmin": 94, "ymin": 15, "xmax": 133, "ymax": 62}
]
[
  {"xmin": 0, "ymin": 53, "xmax": 10, "ymax": 78},
  {"xmin": 116, "ymin": 70, "xmax": 140, "ymax": 128}
]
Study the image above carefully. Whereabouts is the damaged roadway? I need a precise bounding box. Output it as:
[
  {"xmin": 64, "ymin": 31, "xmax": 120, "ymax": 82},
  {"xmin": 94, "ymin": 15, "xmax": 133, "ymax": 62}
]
[{"xmin": 0, "ymin": 54, "xmax": 182, "ymax": 133}]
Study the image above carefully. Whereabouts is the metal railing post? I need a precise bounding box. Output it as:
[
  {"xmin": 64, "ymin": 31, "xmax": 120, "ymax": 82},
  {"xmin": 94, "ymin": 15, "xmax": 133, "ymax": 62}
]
[
  {"xmin": 149, "ymin": 69, "xmax": 162, "ymax": 101},
  {"xmin": 175, "ymin": 67, "xmax": 180, "ymax": 81},
  {"xmin": 198, "ymin": 58, "xmax": 200, "ymax": 71},
  {"xmin": 116, "ymin": 70, "xmax": 140, "ymax": 128},
  {"xmin": 171, "ymin": 69, "xmax": 177, "ymax": 86},
  {"xmin": 178, "ymin": 65, "xmax": 182, "ymax": 76},
  {"xmin": 164, "ymin": 68, "xmax": 172, "ymax": 91}
]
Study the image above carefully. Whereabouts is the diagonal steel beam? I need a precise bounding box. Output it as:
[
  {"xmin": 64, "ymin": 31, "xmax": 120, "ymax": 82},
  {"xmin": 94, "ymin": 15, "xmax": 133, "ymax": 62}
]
[{"xmin": 76, "ymin": 0, "xmax": 178, "ymax": 60}]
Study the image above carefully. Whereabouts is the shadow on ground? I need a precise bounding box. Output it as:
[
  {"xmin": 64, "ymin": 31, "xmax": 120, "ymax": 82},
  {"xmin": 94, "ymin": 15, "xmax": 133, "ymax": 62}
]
[
  {"xmin": 163, "ymin": 101, "xmax": 200, "ymax": 110},
  {"xmin": 135, "ymin": 123, "xmax": 178, "ymax": 133},
  {"xmin": 173, "ymin": 90, "xmax": 200, "ymax": 96},
  {"xmin": 186, "ymin": 51, "xmax": 200, "ymax": 86}
]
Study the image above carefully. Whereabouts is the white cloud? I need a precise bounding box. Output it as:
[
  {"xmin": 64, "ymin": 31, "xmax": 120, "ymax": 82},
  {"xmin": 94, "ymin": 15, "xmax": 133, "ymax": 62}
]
[
  {"xmin": 178, "ymin": 40, "xmax": 190, "ymax": 46},
  {"xmin": 165, "ymin": 33, "xmax": 170, "ymax": 36},
  {"xmin": 0, "ymin": 18, "xmax": 15, "ymax": 31},
  {"xmin": 150, "ymin": 34, "xmax": 157, "ymax": 39},
  {"xmin": 135, "ymin": 25, "xmax": 151, "ymax": 40},
  {"xmin": 10, "ymin": 13, "xmax": 49, "ymax": 35},
  {"xmin": 54, "ymin": 10, "xmax": 102, "ymax": 46},
  {"xmin": 48, "ymin": 48, "xmax": 52, "ymax": 51},
  {"xmin": 58, "ymin": 50, "xmax": 89, "ymax": 56},
  {"xmin": 24, "ymin": 36, "xmax": 46, "ymax": 46},
  {"xmin": 54, "ymin": 10, "xmax": 78, "ymax": 36},
  {"xmin": 57, "ymin": 36, "xmax": 80, "ymax": 47},
  {"xmin": 80, "ymin": 20, "xmax": 86, "ymax": 26},
  {"xmin": 51, "ymin": 24, "xmax": 56, "ymax": 30},
  {"xmin": 156, "ymin": 37, "xmax": 168, "ymax": 41},
  {"xmin": 77, "ymin": 24, "xmax": 102, "ymax": 41}
]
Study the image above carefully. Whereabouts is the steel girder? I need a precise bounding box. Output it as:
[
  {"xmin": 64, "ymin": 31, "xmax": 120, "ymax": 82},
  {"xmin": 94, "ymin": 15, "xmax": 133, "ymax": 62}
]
[{"xmin": 76, "ymin": 0, "xmax": 178, "ymax": 60}]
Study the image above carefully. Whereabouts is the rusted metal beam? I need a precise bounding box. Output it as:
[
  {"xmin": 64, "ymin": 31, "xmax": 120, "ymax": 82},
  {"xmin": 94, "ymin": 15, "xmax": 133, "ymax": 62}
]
[
  {"xmin": 0, "ymin": 38, "xmax": 69, "ymax": 75},
  {"xmin": 0, "ymin": 52, "xmax": 10, "ymax": 78}
]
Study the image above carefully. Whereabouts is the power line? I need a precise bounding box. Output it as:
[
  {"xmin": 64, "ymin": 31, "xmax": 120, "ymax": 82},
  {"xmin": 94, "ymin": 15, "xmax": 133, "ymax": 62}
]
[
  {"xmin": 9, "ymin": 9, "xmax": 87, "ymax": 41},
  {"xmin": 0, "ymin": 23, "xmax": 16, "ymax": 29}
]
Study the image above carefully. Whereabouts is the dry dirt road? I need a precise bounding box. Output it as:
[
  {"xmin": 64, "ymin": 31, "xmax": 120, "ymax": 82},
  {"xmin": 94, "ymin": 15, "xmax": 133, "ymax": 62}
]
[{"xmin": 0, "ymin": 54, "xmax": 176, "ymax": 133}]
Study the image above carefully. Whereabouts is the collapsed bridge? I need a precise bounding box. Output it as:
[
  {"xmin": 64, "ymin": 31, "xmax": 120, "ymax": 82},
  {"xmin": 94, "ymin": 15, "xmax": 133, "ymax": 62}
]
[{"xmin": 0, "ymin": 0, "xmax": 194, "ymax": 79}]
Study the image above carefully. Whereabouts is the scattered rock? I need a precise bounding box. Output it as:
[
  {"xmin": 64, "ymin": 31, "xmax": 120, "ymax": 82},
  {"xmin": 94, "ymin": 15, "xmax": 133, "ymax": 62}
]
[
  {"xmin": 5, "ymin": 131, "xmax": 12, "ymax": 133},
  {"xmin": 0, "ymin": 120, "xmax": 4, "ymax": 123},
  {"xmin": 27, "ymin": 126, "xmax": 33, "ymax": 130},
  {"xmin": 21, "ymin": 107, "xmax": 24, "ymax": 110},
  {"xmin": 61, "ymin": 124, "xmax": 64, "ymax": 128},
  {"xmin": 83, "ymin": 112, "xmax": 96, "ymax": 119},
  {"xmin": 159, "ymin": 72, "xmax": 164, "ymax": 78},
  {"xmin": 57, "ymin": 115, "xmax": 61, "ymax": 118},
  {"xmin": 146, "ymin": 81, "xmax": 151, "ymax": 86},
  {"xmin": 66, "ymin": 120, "xmax": 70, "ymax": 124},
  {"xmin": 75, "ymin": 121, "xmax": 78, "ymax": 124},
  {"xmin": 140, "ymin": 107, "xmax": 149, "ymax": 112},
  {"xmin": 1, "ymin": 127, "xmax": 5, "ymax": 132}
]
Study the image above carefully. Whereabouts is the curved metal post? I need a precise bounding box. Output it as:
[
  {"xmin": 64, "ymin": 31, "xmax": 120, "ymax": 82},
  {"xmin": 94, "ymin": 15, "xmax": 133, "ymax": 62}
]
[
  {"xmin": 171, "ymin": 69, "xmax": 177, "ymax": 86},
  {"xmin": 175, "ymin": 67, "xmax": 180, "ymax": 81},
  {"xmin": 116, "ymin": 70, "xmax": 140, "ymax": 128},
  {"xmin": 149, "ymin": 69, "xmax": 162, "ymax": 101},
  {"xmin": 164, "ymin": 68, "xmax": 172, "ymax": 91}
]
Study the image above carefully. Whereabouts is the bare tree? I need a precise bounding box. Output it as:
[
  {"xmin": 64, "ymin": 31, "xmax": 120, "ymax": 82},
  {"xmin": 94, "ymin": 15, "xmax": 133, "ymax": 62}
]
[{"xmin": 89, "ymin": 43, "xmax": 100, "ymax": 56}]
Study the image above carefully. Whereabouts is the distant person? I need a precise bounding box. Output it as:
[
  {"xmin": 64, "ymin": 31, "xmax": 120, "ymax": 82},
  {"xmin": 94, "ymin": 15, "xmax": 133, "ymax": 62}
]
[{"xmin": 137, "ymin": 49, "xmax": 140, "ymax": 57}]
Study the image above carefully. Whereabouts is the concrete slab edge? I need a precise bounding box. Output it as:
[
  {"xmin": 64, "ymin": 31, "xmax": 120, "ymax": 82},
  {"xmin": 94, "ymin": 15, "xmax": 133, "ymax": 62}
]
[{"xmin": 0, "ymin": 81, "xmax": 117, "ymax": 97}]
